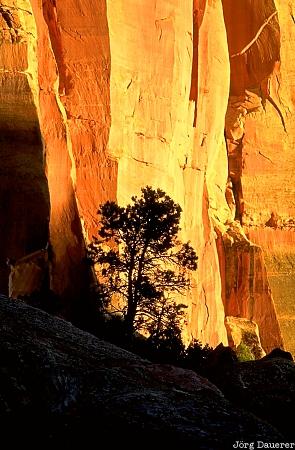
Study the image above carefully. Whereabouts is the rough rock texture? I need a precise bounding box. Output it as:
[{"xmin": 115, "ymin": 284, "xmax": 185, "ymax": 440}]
[
  {"xmin": 205, "ymin": 349, "xmax": 295, "ymax": 439},
  {"xmin": 8, "ymin": 248, "xmax": 48, "ymax": 298},
  {"xmin": 0, "ymin": 296, "xmax": 284, "ymax": 446},
  {"xmin": 221, "ymin": 0, "xmax": 295, "ymax": 354},
  {"xmin": 105, "ymin": 0, "xmax": 231, "ymax": 346},
  {"xmin": 247, "ymin": 228, "xmax": 295, "ymax": 356},
  {"xmin": 1, "ymin": 0, "xmax": 295, "ymax": 351},
  {"xmin": 0, "ymin": 0, "xmax": 50, "ymax": 295},
  {"xmin": 225, "ymin": 316, "xmax": 266, "ymax": 359},
  {"xmin": 218, "ymin": 229, "xmax": 284, "ymax": 353}
]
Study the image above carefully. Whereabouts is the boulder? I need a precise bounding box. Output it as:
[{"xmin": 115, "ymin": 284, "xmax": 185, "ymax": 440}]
[
  {"xmin": 204, "ymin": 350, "xmax": 295, "ymax": 439},
  {"xmin": 225, "ymin": 316, "xmax": 266, "ymax": 359},
  {"xmin": 263, "ymin": 347, "xmax": 293, "ymax": 362},
  {"xmin": 0, "ymin": 296, "xmax": 283, "ymax": 446}
]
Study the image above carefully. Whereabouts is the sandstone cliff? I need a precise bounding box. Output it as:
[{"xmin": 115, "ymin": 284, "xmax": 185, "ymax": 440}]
[{"xmin": 0, "ymin": 0, "xmax": 294, "ymax": 352}]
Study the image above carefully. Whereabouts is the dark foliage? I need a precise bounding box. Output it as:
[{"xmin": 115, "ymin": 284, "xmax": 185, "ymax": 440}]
[
  {"xmin": 88, "ymin": 186, "xmax": 198, "ymax": 338},
  {"xmin": 182, "ymin": 339, "xmax": 214, "ymax": 374},
  {"xmin": 91, "ymin": 312, "xmax": 213, "ymax": 369}
]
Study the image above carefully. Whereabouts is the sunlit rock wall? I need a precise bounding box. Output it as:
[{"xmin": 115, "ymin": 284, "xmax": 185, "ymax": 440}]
[
  {"xmin": 0, "ymin": 0, "xmax": 117, "ymax": 317},
  {"xmin": 221, "ymin": 0, "xmax": 295, "ymax": 353},
  {"xmin": 1, "ymin": 0, "xmax": 294, "ymax": 351},
  {"xmin": 242, "ymin": 0, "xmax": 295, "ymax": 356},
  {"xmin": 30, "ymin": 0, "xmax": 118, "ymax": 313},
  {"xmin": 106, "ymin": 0, "xmax": 229, "ymax": 346}
]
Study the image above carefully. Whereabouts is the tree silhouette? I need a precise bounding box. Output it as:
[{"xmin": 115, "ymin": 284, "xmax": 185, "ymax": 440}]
[{"xmin": 88, "ymin": 186, "xmax": 198, "ymax": 338}]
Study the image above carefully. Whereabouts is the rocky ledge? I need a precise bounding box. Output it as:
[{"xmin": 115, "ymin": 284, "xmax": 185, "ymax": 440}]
[{"xmin": 0, "ymin": 296, "xmax": 292, "ymax": 447}]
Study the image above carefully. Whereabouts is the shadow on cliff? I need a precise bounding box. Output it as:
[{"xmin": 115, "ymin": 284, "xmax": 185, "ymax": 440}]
[
  {"xmin": 190, "ymin": 0, "xmax": 206, "ymax": 125},
  {"xmin": 31, "ymin": 0, "xmax": 117, "ymax": 327}
]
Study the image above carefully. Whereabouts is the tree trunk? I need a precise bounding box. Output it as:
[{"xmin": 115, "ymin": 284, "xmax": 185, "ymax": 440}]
[{"xmin": 124, "ymin": 300, "xmax": 137, "ymax": 337}]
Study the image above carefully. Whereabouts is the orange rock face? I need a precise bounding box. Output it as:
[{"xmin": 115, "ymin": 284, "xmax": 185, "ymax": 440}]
[
  {"xmin": 221, "ymin": 0, "xmax": 295, "ymax": 354},
  {"xmin": 218, "ymin": 229, "xmax": 283, "ymax": 353},
  {"xmin": 30, "ymin": 0, "xmax": 118, "ymax": 309},
  {"xmin": 1, "ymin": 0, "xmax": 294, "ymax": 351}
]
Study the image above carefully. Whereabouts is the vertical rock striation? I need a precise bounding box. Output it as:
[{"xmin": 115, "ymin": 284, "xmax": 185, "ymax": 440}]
[
  {"xmin": 241, "ymin": 0, "xmax": 295, "ymax": 356},
  {"xmin": 30, "ymin": 0, "xmax": 117, "ymax": 311},
  {"xmin": 0, "ymin": 1, "xmax": 50, "ymax": 295},
  {"xmin": 106, "ymin": 0, "xmax": 229, "ymax": 346},
  {"xmin": 220, "ymin": 0, "xmax": 295, "ymax": 353},
  {"xmin": 1, "ymin": 0, "xmax": 294, "ymax": 351}
]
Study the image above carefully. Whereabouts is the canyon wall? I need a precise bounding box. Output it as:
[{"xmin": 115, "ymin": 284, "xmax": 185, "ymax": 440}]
[
  {"xmin": 221, "ymin": 0, "xmax": 294, "ymax": 353},
  {"xmin": 0, "ymin": 0, "xmax": 294, "ymax": 352},
  {"xmin": 242, "ymin": 0, "xmax": 295, "ymax": 356}
]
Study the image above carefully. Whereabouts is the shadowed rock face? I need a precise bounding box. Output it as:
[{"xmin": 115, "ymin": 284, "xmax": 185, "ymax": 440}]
[
  {"xmin": 0, "ymin": 71, "xmax": 50, "ymax": 295},
  {"xmin": 0, "ymin": 296, "xmax": 284, "ymax": 446},
  {"xmin": 205, "ymin": 350, "xmax": 295, "ymax": 440}
]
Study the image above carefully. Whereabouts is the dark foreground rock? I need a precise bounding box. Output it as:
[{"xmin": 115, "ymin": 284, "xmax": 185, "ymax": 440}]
[
  {"xmin": 0, "ymin": 297, "xmax": 284, "ymax": 447},
  {"xmin": 204, "ymin": 345, "xmax": 295, "ymax": 439}
]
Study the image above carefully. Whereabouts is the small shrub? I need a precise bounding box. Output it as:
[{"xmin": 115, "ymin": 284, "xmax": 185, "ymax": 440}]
[
  {"xmin": 236, "ymin": 342, "xmax": 255, "ymax": 362},
  {"xmin": 180, "ymin": 339, "xmax": 214, "ymax": 374}
]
